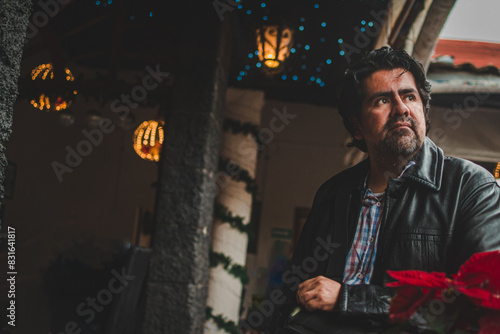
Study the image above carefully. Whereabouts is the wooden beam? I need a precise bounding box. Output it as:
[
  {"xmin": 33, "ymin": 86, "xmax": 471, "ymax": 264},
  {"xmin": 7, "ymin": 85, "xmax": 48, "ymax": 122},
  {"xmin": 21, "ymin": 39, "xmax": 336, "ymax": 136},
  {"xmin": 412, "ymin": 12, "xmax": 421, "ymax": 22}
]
[{"xmin": 412, "ymin": 0, "xmax": 457, "ymax": 71}]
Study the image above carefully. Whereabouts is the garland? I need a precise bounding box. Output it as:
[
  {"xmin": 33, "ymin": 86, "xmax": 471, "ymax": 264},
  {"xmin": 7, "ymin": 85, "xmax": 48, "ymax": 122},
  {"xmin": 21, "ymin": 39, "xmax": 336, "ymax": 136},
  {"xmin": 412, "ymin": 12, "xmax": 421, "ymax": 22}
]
[
  {"xmin": 207, "ymin": 118, "xmax": 260, "ymax": 333},
  {"xmin": 213, "ymin": 201, "xmax": 254, "ymax": 238},
  {"xmin": 206, "ymin": 307, "xmax": 242, "ymax": 334},
  {"xmin": 219, "ymin": 158, "xmax": 258, "ymax": 195},
  {"xmin": 209, "ymin": 249, "xmax": 249, "ymax": 285},
  {"xmin": 223, "ymin": 118, "xmax": 260, "ymax": 139}
]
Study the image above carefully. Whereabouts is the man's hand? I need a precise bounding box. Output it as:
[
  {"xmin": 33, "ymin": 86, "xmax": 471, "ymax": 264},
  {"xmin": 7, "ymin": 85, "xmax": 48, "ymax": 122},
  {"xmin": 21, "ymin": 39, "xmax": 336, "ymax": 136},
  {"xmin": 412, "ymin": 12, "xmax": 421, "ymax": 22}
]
[{"xmin": 296, "ymin": 276, "xmax": 342, "ymax": 312}]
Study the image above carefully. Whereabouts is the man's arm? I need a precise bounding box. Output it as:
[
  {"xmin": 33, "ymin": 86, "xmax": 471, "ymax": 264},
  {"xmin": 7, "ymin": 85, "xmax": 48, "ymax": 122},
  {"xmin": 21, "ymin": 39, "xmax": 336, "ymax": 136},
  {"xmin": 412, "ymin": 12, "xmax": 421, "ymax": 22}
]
[{"xmin": 296, "ymin": 276, "xmax": 394, "ymax": 320}]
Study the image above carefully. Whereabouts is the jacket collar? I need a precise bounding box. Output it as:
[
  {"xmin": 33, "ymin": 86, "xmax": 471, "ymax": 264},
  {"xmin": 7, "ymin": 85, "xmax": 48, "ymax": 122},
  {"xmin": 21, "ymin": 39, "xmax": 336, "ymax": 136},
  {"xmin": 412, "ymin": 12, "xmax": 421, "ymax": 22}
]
[
  {"xmin": 352, "ymin": 137, "xmax": 444, "ymax": 192},
  {"xmin": 402, "ymin": 137, "xmax": 444, "ymax": 191}
]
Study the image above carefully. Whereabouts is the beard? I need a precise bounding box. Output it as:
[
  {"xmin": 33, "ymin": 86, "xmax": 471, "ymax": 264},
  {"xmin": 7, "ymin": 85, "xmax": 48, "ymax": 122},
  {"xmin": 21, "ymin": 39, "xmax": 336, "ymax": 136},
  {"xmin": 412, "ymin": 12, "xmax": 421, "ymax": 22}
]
[{"xmin": 380, "ymin": 116, "xmax": 423, "ymax": 157}]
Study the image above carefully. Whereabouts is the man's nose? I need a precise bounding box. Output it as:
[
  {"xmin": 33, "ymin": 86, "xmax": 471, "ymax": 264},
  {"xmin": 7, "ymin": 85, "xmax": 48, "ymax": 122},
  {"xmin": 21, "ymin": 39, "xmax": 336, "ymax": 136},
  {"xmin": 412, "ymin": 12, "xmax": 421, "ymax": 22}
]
[{"xmin": 391, "ymin": 96, "xmax": 410, "ymax": 117}]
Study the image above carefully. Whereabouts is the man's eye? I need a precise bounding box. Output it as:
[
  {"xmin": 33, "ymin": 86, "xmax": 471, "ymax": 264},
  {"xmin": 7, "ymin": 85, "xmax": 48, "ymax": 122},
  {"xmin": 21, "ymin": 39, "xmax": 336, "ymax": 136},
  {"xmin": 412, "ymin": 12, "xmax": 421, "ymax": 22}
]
[
  {"xmin": 376, "ymin": 98, "xmax": 388, "ymax": 105},
  {"xmin": 408, "ymin": 95, "xmax": 416, "ymax": 101}
]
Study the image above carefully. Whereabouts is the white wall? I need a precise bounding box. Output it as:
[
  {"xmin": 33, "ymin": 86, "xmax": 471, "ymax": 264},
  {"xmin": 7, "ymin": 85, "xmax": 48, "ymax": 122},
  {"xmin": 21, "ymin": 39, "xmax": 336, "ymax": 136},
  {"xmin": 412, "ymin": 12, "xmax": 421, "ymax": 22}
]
[{"xmin": 243, "ymin": 99, "xmax": 352, "ymax": 315}]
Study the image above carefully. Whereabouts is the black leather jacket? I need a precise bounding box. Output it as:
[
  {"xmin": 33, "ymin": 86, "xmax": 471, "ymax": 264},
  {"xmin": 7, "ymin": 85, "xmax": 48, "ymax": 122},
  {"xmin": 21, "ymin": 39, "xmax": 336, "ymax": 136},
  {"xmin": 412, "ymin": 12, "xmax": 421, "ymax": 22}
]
[{"xmin": 270, "ymin": 137, "xmax": 500, "ymax": 331}]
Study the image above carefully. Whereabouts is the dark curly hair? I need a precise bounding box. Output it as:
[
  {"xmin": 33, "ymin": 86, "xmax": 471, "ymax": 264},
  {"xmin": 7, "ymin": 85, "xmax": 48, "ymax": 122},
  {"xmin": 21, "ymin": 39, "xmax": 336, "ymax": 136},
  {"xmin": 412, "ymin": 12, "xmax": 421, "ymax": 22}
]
[{"xmin": 338, "ymin": 46, "xmax": 432, "ymax": 152}]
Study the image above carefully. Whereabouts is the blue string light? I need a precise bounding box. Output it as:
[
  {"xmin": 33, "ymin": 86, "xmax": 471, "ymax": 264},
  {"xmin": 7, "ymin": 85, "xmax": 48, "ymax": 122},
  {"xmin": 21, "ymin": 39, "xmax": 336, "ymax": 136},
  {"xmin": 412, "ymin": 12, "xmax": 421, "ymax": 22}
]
[
  {"xmin": 246, "ymin": 10, "xmax": 251, "ymax": 14},
  {"xmin": 361, "ymin": 20, "xmax": 366, "ymax": 25},
  {"xmin": 256, "ymin": 62, "xmax": 262, "ymax": 68},
  {"xmin": 338, "ymin": 38, "xmax": 343, "ymax": 44},
  {"xmin": 339, "ymin": 50, "xmax": 345, "ymax": 56},
  {"xmin": 368, "ymin": 21, "xmax": 374, "ymax": 27},
  {"xmin": 361, "ymin": 27, "xmax": 366, "ymax": 32},
  {"xmin": 248, "ymin": 53, "xmax": 253, "ymax": 58},
  {"xmin": 290, "ymin": 48, "xmax": 296, "ymax": 53},
  {"xmin": 314, "ymin": 3, "xmax": 319, "ymax": 8},
  {"xmin": 326, "ymin": 59, "xmax": 332, "ymax": 64},
  {"xmin": 237, "ymin": 4, "xmax": 242, "ymax": 9},
  {"xmin": 282, "ymin": 75, "xmax": 287, "ymax": 80},
  {"xmin": 237, "ymin": 76, "xmax": 243, "ymax": 81},
  {"xmin": 263, "ymin": 16, "xmax": 268, "ymax": 21},
  {"xmin": 149, "ymin": 12, "xmax": 153, "ymax": 17},
  {"xmin": 299, "ymin": 26, "xmax": 304, "ymax": 31},
  {"xmin": 320, "ymin": 37, "xmax": 325, "ymax": 42},
  {"xmin": 310, "ymin": 76, "xmax": 316, "ymax": 81},
  {"xmin": 293, "ymin": 75, "xmax": 298, "ymax": 81},
  {"xmin": 261, "ymin": 2, "xmax": 266, "ymax": 7},
  {"xmin": 321, "ymin": 22, "xmax": 326, "ymax": 27},
  {"xmin": 304, "ymin": 45, "xmax": 310, "ymax": 50},
  {"xmin": 245, "ymin": 65, "xmax": 250, "ymax": 70}
]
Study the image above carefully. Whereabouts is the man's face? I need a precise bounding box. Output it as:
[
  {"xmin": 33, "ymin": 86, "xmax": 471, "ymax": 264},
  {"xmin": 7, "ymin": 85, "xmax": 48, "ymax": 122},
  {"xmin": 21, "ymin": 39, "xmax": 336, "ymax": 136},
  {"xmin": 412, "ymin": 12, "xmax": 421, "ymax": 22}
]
[{"xmin": 353, "ymin": 68, "xmax": 426, "ymax": 158}]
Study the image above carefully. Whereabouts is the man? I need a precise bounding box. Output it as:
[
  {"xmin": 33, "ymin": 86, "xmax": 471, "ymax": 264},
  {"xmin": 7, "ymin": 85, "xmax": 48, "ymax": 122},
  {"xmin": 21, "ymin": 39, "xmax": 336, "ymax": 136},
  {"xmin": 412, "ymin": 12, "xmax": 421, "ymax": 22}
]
[{"xmin": 267, "ymin": 47, "xmax": 500, "ymax": 333}]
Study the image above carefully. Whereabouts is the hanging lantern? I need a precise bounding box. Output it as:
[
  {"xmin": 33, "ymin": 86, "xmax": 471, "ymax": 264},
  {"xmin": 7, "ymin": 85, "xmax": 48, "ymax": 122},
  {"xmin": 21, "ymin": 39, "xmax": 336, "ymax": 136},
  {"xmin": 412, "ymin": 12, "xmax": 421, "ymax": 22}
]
[
  {"xmin": 133, "ymin": 120, "xmax": 165, "ymax": 162},
  {"xmin": 256, "ymin": 23, "xmax": 294, "ymax": 74},
  {"xmin": 30, "ymin": 63, "xmax": 77, "ymax": 112}
]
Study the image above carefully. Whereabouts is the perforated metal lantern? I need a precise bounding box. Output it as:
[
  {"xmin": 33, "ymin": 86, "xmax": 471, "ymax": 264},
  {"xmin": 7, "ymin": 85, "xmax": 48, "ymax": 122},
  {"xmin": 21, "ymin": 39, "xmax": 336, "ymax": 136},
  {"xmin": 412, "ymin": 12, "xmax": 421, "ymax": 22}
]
[
  {"xmin": 256, "ymin": 24, "xmax": 294, "ymax": 74},
  {"xmin": 133, "ymin": 120, "xmax": 164, "ymax": 162},
  {"xmin": 30, "ymin": 63, "xmax": 77, "ymax": 112}
]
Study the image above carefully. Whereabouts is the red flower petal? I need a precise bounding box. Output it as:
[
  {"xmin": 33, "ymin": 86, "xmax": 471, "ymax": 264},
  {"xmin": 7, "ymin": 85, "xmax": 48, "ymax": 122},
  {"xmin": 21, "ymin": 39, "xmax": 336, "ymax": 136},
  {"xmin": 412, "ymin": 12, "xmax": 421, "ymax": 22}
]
[
  {"xmin": 458, "ymin": 287, "xmax": 500, "ymax": 309},
  {"xmin": 386, "ymin": 270, "xmax": 451, "ymax": 288},
  {"xmin": 455, "ymin": 251, "xmax": 500, "ymax": 290},
  {"xmin": 454, "ymin": 251, "xmax": 500, "ymax": 310},
  {"xmin": 389, "ymin": 286, "xmax": 438, "ymax": 323}
]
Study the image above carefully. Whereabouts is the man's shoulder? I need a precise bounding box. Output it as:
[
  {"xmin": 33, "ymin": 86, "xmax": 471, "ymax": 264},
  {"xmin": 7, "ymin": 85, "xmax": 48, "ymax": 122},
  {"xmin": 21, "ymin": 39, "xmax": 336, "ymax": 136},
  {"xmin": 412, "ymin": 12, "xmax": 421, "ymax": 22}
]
[
  {"xmin": 315, "ymin": 159, "xmax": 368, "ymax": 198},
  {"xmin": 443, "ymin": 155, "xmax": 497, "ymax": 185}
]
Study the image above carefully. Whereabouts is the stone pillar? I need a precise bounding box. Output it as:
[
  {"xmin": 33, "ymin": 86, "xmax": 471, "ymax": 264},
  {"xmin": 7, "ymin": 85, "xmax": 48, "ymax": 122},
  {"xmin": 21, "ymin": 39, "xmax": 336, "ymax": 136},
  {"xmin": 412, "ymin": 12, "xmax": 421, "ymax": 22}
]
[
  {"xmin": 141, "ymin": 3, "xmax": 234, "ymax": 334},
  {"xmin": 205, "ymin": 88, "xmax": 265, "ymax": 333},
  {"xmin": 0, "ymin": 1, "xmax": 31, "ymax": 229}
]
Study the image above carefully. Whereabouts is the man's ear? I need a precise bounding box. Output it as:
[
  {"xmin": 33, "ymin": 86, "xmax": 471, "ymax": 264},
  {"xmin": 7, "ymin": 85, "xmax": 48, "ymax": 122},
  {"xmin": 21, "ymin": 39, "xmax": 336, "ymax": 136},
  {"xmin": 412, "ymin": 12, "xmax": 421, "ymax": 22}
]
[{"xmin": 350, "ymin": 117, "xmax": 363, "ymax": 140}]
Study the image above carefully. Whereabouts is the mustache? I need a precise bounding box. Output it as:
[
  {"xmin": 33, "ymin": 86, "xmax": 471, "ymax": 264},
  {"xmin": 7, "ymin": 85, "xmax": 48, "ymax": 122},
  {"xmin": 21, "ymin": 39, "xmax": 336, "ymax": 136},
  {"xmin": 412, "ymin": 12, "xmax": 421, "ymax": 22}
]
[{"xmin": 383, "ymin": 116, "xmax": 416, "ymax": 132}]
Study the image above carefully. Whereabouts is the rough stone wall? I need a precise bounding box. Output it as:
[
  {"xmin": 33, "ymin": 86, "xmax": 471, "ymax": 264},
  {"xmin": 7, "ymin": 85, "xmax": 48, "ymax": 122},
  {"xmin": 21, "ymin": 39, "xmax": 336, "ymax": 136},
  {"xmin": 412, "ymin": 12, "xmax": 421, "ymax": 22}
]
[
  {"xmin": 141, "ymin": 2, "xmax": 234, "ymax": 333},
  {"xmin": 0, "ymin": 0, "xmax": 32, "ymax": 228}
]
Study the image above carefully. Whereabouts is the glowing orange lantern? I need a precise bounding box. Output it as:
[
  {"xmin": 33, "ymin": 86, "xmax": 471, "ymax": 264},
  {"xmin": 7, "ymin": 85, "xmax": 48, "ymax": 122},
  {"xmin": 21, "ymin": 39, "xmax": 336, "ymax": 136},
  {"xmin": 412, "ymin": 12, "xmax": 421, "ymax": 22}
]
[
  {"xmin": 133, "ymin": 120, "xmax": 165, "ymax": 162},
  {"xmin": 256, "ymin": 23, "xmax": 294, "ymax": 74},
  {"xmin": 30, "ymin": 63, "xmax": 77, "ymax": 111}
]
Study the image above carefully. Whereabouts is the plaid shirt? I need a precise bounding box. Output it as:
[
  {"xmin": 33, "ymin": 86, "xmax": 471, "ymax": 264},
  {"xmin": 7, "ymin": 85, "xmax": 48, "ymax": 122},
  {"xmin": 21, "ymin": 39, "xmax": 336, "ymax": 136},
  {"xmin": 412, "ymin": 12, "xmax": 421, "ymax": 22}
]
[{"xmin": 343, "ymin": 162, "xmax": 415, "ymax": 284}]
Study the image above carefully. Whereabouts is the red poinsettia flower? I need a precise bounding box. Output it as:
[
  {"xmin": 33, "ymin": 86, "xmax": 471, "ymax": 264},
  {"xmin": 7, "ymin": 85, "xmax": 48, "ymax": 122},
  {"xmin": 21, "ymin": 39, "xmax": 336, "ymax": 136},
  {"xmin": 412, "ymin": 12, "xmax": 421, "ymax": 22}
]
[
  {"xmin": 479, "ymin": 311, "xmax": 500, "ymax": 334},
  {"xmin": 385, "ymin": 270, "xmax": 451, "ymax": 323},
  {"xmin": 386, "ymin": 270, "xmax": 452, "ymax": 288},
  {"xmin": 388, "ymin": 286, "xmax": 438, "ymax": 323},
  {"xmin": 454, "ymin": 250, "xmax": 500, "ymax": 309}
]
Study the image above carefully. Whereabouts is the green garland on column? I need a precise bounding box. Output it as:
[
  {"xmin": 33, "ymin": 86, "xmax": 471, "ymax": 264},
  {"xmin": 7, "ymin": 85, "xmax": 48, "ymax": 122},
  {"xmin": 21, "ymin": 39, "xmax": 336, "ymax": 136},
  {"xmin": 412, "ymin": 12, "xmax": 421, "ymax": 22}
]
[
  {"xmin": 208, "ymin": 117, "xmax": 260, "ymax": 333},
  {"xmin": 209, "ymin": 248, "xmax": 249, "ymax": 285},
  {"xmin": 206, "ymin": 307, "xmax": 242, "ymax": 334},
  {"xmin": 213, "ymin": 201, "xmax": 254, "ymax": 238},
  {"xmin": 219, "ymin": 158, "xmax": 258, "ymax": 195},
  {"xmin": 223, "ymin": 118, "xmax": 260, "ymax": 139}
]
